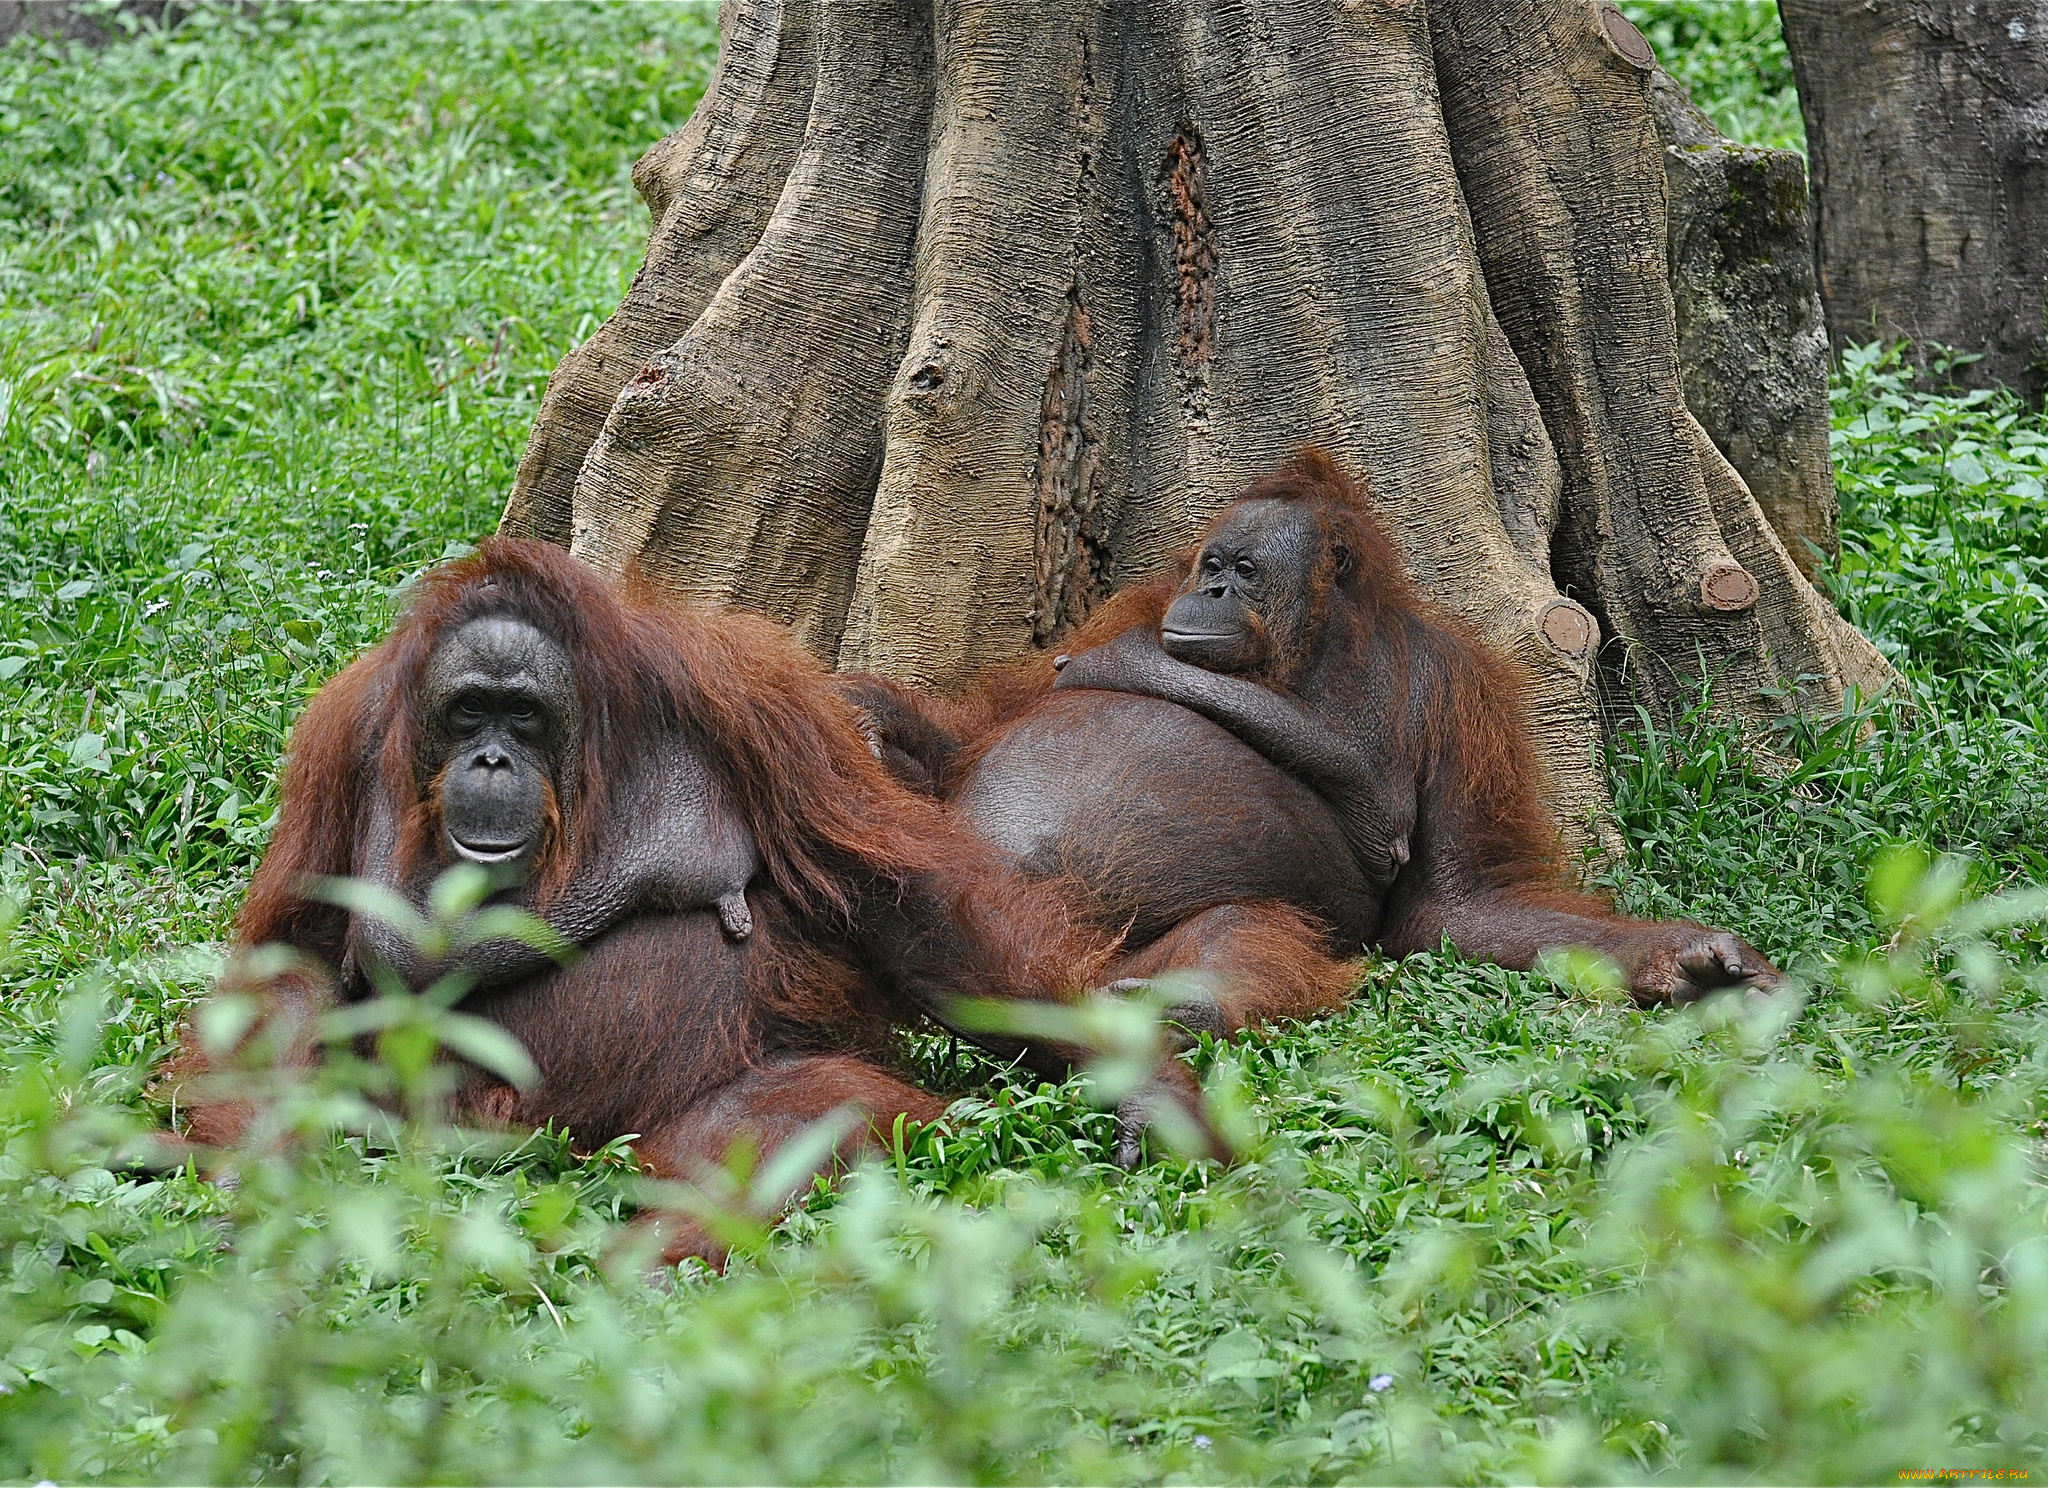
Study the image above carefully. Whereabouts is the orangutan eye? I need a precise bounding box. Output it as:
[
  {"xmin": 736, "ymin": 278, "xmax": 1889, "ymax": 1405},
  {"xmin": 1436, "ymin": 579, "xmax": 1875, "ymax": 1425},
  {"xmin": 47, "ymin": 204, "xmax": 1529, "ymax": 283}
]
[{"xmin": 1236, "ymin": 558, "xmax": 1258, "ymax": 579}]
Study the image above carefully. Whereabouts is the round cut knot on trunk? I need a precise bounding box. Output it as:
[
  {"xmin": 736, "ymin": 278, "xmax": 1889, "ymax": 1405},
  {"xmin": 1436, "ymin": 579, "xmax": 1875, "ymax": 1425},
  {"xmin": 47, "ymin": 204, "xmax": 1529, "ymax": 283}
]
[
  {"xmin": 1700, "ymin": 561, "xmax": 1761, "ymax": 613},
  {"xmin": 1537, "ymin": 598, "xmax": 1597, "ymax": 660},
  {"xmin": 1596, "ymin": 3, "xmax": 1656, "ymax": 70}
]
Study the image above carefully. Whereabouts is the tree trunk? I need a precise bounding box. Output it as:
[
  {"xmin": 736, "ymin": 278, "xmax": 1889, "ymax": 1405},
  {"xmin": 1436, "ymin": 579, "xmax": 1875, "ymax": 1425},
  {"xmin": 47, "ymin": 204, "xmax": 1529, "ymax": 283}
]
[
  {"xmin": 1651, "ymin": 68, "xmax": 1839, "ymax": 580},
  {"xmin": 1780, "ymin": 0, "xmax": 2048, "ymax": 406},
  {"xmin": 502, "ymin": 0, "xmax": 1898, "ymax": 854}
]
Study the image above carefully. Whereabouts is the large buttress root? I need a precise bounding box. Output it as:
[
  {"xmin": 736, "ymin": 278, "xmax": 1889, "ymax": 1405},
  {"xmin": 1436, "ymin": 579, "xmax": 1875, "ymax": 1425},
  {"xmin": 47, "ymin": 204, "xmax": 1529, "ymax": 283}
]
[
  {"xmin": 514, "ymin": 0, "xmax": 1897, "ymax": 851},
  {"xmin": 500, "ymin": 0, "xmax": 816, "ymax": 545},
  {"xmin": 566, "ymin": 0, "xmax": 935, "ymax": 657}
]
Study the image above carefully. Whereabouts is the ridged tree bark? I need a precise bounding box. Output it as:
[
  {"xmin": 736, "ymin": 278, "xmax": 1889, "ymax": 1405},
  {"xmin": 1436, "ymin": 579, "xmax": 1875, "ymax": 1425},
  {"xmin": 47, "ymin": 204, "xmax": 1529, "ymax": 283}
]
[
  {"xmin": 503, "ymin": 0, "xmax": 1898, "ymax": 853},
  {"xmin": 1780, "ymin": 0, "xmax": 2048, "ymax": 406}
]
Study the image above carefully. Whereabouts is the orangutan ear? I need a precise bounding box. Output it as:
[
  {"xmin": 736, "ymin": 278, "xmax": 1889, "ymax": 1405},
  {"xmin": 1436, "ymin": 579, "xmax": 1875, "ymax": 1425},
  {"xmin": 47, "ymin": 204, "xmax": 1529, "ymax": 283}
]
[{"xmin": 1331, "ymin": 541, "xmax": 1355, "ymax": 581}]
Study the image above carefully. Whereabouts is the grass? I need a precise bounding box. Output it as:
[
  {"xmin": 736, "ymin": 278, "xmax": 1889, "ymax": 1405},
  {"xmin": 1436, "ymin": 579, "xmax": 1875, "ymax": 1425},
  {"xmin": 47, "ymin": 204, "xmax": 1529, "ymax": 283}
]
[{"xmin": 2, "ymin": 3, "xmax": 2045, "ymax": 1483}]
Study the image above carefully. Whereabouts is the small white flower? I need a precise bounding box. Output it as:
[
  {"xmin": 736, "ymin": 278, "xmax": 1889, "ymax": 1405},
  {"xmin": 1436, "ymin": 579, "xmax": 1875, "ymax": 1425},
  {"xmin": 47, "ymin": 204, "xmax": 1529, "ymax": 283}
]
[{"xmin": 1369, "ymin": 1373, "xmax": 1394, "ymax": 1392}]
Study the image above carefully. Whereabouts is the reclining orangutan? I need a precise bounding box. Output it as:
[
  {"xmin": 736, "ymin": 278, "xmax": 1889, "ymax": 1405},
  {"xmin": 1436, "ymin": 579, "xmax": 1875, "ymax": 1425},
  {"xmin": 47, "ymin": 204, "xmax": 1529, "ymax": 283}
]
[
  {"xmin": 168, "ymin": 538, "xmax": 1215, "ymax": 1262},
  {"xmin": 841, "ymin": 448, "xmax": 1783, "ymax": 1033}
]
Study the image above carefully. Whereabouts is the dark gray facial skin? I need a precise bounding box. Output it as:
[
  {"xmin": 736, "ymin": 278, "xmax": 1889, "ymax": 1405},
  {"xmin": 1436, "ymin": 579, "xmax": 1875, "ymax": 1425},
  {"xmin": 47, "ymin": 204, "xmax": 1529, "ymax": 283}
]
[
  {"xmin": 419, "ymin": 616, "xmax": 579, "ymax": 870},
  {"xmin": 352, "ymin": 604, "xmax": 760, "ymax": 998},
  {"xmin": 1160, "ymin": 500, "xmax": 1326, "ymax": 676}
]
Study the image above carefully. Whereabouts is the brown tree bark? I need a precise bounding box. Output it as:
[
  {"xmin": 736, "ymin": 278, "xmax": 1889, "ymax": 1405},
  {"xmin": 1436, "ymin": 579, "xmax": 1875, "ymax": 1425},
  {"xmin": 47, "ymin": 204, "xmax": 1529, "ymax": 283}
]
[
  {"xmin": 1780, "ymin": 0, "xmax": 2048, "ymax": 405},
  {"xmin": 502, "ymin": 0, "xmax": 1899, "ymax": 854}
]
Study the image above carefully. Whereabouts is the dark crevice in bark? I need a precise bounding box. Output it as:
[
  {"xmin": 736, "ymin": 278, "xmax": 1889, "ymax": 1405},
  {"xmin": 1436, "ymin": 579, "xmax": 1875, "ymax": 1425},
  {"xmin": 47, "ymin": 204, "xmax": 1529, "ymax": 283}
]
[
  {"xmin": 1032, "ymin": 282, "xmax": 1108, "ymax": 645},
  {"xmin": 1164, "ymin": 122, "xmax": 1216, "ymax": 374}
]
